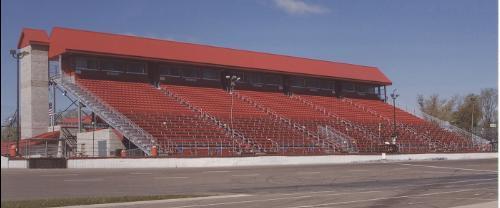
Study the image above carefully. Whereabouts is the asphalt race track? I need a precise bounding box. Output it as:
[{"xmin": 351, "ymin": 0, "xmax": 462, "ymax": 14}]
[{"xmin": 1, "ymin": 159, "xmax": 498, "ymax": 208}]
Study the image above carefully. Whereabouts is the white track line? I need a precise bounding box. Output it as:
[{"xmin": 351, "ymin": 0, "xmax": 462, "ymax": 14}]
[
  {"xmin": 421, "ymin": 171, "xmax": 454, "ymax": 174},
  {"xmin": 408, "ymin": 196, "xmax": 496, "ymax": 201},
  {"xmin": 396, "ymin": 178, "xmax": 497, "ymax": 188},
  {"xmin": 129, "ymin": 172, "xmax": 153, "ymax": 175},
  {"xmin": 297, "ymin": 171, "xmax": 321, "ymax": 174},
  {"xmin": 349, "ymin": 169, "xmax": 369, "ymax": 172},
  {"xmin": 154, "ymin": 176, "xmax": 189, "ymax": 179},
  {"xmin": 61, "ymin": 194, "xmax": 251, "ymax": 208},
  {"xmin": 168, "ymin": 190, "xmax": 382, "ymax": 208},
  {"xmin": 444, "ymin": 181, "xmax": 498, "ymax": 188},
  {"xmin": 287, "ymin": 189, "xmax": 476, "ymax": 208},
  {"xmin": 231, "ymin": 174, "xmax": 260, "ymax": 177},
  {"xmin": 64, "ymin": 178, "xmax": 103, "ymax": 182},
  {"xmin": 399, "ymin": 163, "xmax": 498, "ymax": 173},
  {"xmin": 203, "ymin": 170, "xmax": 231, "ymax": 173},
  {"xmin": 40, "ymin": 174, "xmax": 80, "ymax": 177}
]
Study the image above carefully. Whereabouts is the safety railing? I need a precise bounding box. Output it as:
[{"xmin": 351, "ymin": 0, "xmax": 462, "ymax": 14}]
[
  {"xmin": 340, "ymin": 97, "xmax": 440, "ymax": 152},
  {"xmin": 317, "ymin": 125, "xmax": 358, "ymax": 153},
  {"xmin": 292, "ymin": 95, "xmax": 374, "ymax": 149},
  {"xmin": 417, "ymin": 111, "xmax": 491, "ymax": 145},
  {"xmin": 52, "ymin": 75, "xmax": 159, "ymax": 155},
  {"xmin": 234, "ymin": 92, "xmax": 339, "ymax": 152},
  {"xmin": 160, "ymin": 87, "xmax": 258, "ymax": 153}
]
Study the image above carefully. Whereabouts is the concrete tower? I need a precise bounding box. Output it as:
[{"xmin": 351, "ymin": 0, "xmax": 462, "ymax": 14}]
[{"xmin": 17, "ymin": 29, "xmax": 50, "ymax": 139}]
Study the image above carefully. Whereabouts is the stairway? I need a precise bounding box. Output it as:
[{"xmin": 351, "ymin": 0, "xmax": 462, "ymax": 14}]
[{"xmin": 52, "ymin": 77, "xmax": 157, "ymax": 156}]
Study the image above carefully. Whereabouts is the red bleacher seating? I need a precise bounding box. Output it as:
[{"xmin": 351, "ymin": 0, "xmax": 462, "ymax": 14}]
[
  {"xmin": 76, "ymin": 77, "xmax": 237, "ymax": 156},
  {"xmin": 162, "ymin": 84, "xmax": 325, "ymax": 154},
  {"xmin": 73, "ymin": 75, "xmax": 487, "ymax": 155}
]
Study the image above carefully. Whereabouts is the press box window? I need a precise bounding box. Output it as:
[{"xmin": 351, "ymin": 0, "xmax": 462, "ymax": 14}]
[
  {"xmin": 356, "ymin": 85, "xmax": 376, "ymax": 94},
  {"xmin": 342, "ymin": 82, "xmax": 355, "ymax": 92},
  {"xmin": 128, "ymin": 63, "xmax": 145, "ymax": 74},
  {"xmin": 290, "ymin": 77, "xmax": 306, "ymax": 88},
  {"xmin": 75, "ymin": 57, "xmax": 99, "ymax": 71},
  {"xmin": 101, "ymin": 60, "xmax": 117, "ymax": 72},
  {"xmin": 202, "ymin": 69, "xmax": 220, "ymax": 80},
  {"xmin": 75, "ymin": 57, "xmax": 86, "ymax": 70},
  {"xmin": 160, "ymin": 66, "xmax": 181, "ymax": 77},
  {"xmin": 181, "ymin": 68, "xmax": 199, "ymax": 79}
]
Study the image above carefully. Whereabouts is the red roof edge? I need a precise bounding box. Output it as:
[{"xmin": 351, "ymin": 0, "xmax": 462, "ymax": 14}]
[
  {"xmin": 28, "ymin": 130, "xmax": 60, "ymax": 140},
  {"xmin": 45, "ymin": 26, "xmax": 391, "ymax": 85},
  {"xmin": 17, "ymin": 28, "xmax": 50, "ymax": 49}
]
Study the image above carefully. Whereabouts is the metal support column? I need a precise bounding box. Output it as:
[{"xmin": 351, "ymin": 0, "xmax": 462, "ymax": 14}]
[
  {"xmin": 52, "ymin": 83, "xmax": 56, "ymax": 131},
  {"xmin": 78, "ymin": 102, "xmax": 82, "ymax": 133},
  {"xmin": 384, "ymin": 86, "xmax": 387, "ymax": 102}
]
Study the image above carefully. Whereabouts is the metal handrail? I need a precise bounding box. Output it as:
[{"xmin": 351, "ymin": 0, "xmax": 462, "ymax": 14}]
[
  {"xmin": 53, "ymin": 75, "xmax": 157, "ymax": 155},
  {"xmin": 160, "ymin": 87, "xmax": 257, "ymax": 152},
  {"xmin": 340, "ymin": 97, "xmax": 440, "ymax": 151},
  {"xmin": 292, "ymin": 95, "xmax": 372, "ymax": 147},
  {"xmin": 417, "ymin": 111, "xmax": 490, "ymax": 145},
  {"xmin": 317, "ymin": 125, "xmax": 358, "ymax": 153},
  {"xmin": 234, "ymin": 92, "xmax": 338, "ymax": 151}
]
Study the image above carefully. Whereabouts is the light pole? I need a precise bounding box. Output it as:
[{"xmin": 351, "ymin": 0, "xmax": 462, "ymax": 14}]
[
  {"xmin": 470, "ymin": 97, "xmax": 476, "ymax": 145},
  {"xmin": 225, "ymin": 75, "xmax": 240, "ymax": 133},
  {"xmin": 92, "ymin": 121, "xmax": 95, "ymax": 157},
  {"xmin": 390, "ymin": 89, "xmax": 399, "ymax": 145},
  {"xmin": 10, "ymin": 49, "xmax": 29, "ymax": 156}
]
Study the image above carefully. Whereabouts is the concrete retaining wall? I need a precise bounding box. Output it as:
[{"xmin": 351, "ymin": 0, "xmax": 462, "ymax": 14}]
[
  {"xmin": 67, "ymin": 153, "xmax": 498, "ymax": 169},
  {"xmin": 1, "ymin": 156, "xmax": 8, "ymax": 168},
  {"xmin": 2, "ymin": 153, "xmax": 497, "ymax": 169},
  {"xmin": 2, "ymin": 157, "xmax": 28, "ymax": 169}
]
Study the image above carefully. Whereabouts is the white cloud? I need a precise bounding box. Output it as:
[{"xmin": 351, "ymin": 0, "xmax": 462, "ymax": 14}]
[{"xmin": 274, "ymin": 0, "xmax": 330, "ymax": 15}]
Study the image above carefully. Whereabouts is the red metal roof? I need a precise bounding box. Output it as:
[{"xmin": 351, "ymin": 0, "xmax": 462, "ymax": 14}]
[
  {"xmin": 17, "ymin": 28, "xmax": 50, "ymax": 48},
  {"xmin": 29, "ymin": 131, "xmax": 60, "ymax": 140},
  {"xmin": 30, "ymin": 27, "xmax": 390, "ymax": 85},
  {"xmin": 60, "ymin": 116, "xmax": 92, "ymax": 124}
]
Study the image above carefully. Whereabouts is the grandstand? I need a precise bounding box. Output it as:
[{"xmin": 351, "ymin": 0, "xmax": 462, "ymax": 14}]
[{"xmin": 6, "ymin": 27, "xmax": 492, "ymax": 158}]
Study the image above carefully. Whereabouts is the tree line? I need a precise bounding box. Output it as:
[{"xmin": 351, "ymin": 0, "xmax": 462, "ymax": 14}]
[{"xmin": 417, "ymin": 88, "xmax": 498, "ymax": 142}]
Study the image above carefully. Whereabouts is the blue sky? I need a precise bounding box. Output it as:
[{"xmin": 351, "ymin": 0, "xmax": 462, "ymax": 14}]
[{"xmin": 1, "ymin": 0, "xmax": 497, "ymax": 121}]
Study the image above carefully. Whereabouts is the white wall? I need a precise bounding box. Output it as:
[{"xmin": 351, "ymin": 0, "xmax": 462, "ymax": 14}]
[
  {"xmin": 3, "ymin": 153, "xmax": 496, "ymax": 169},
  {"xmin": 68, "ymin": 153, "xmax": 498, "ymax": 169},
  {"xmin": 2, "ymin": 158, "xmax": 28, "ymax": 169},
  {"xmin": 77, "ymin": 129, "xmax": 125, "ymax": 157},
  {"xmin": 1, "ymin": 156, "xmax": 8, "ymax": 168}
]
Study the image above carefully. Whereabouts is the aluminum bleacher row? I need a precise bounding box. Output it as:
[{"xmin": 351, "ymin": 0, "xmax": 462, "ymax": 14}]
[{"xmin": 74, "ymin": 75, "xmax": 486, "ymax": 156}]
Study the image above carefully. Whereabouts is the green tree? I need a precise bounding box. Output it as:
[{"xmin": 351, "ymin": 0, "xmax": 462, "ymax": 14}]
[
  {"xmin": 417, "ymin": 94, "xmax": 457, "ymax": 121},
  {"xmin": 451, "ymin": 94, "xmax": 482, "ymax": 131},
  {"xmin": 1, "ymin": 126, "xmax": 17, "ymax": 141}
]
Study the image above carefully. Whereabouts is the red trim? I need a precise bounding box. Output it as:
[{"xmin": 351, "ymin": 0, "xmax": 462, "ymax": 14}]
[{"xmin": 28, "ymin": 131, "xmax": 60, "ymax": 140}]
